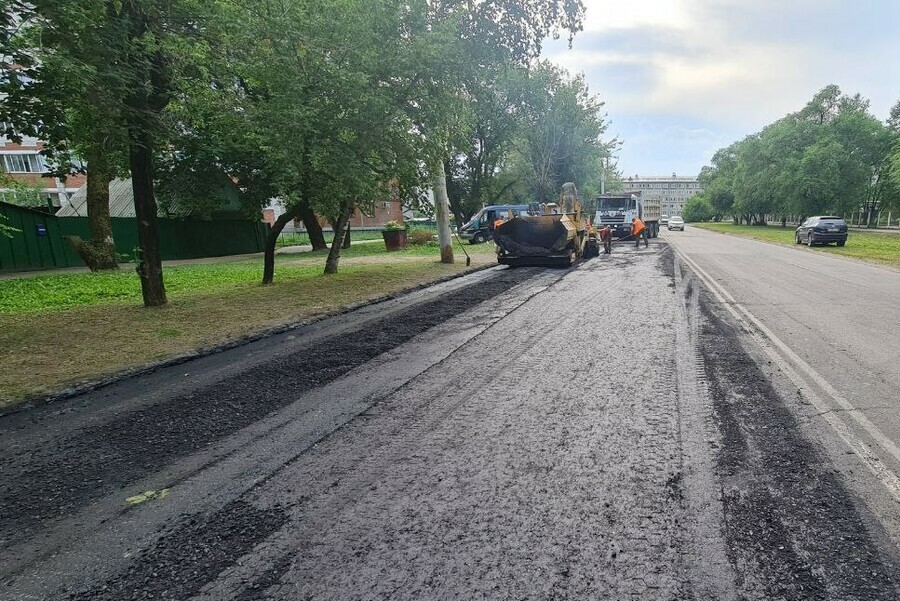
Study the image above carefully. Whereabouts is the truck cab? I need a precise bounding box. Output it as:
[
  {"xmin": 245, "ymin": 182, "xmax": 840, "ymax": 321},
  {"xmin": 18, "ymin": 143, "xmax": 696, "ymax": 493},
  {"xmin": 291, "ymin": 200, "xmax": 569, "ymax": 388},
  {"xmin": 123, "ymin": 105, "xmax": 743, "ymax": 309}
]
[
  {"xmin": 594, "ymin": 193, "xmax": 660, "ymax": 239},
  {"xmin": 459, "ymin": 204, "xmax": 531, "ymax": 244}
]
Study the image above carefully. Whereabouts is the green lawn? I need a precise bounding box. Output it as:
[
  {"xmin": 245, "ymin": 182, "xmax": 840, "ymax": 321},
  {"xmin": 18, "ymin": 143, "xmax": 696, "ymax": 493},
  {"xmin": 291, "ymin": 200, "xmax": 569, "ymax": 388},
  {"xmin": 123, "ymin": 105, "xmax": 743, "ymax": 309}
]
[
  {"xmin": 0, "ymin": 238, "xmax": 488, "ymax": 315},
  {"xmin": 0, "ymin": 239, "xmax": 496, "ymax": 405},
  {"xmin": 692, "ymin": 223, "xmax": 900, "ymax": 269},
  {"xmin": 275, "ymin": 229, "xmax": 385, "ymax": 248}
]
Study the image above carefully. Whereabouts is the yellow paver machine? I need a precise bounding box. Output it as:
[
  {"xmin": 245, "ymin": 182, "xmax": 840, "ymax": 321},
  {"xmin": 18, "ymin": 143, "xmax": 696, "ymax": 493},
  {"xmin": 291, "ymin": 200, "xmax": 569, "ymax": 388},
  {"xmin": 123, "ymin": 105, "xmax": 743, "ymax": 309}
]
[{"xmin": 494, "ymin": 183, "xmax": 599, "ymax": 267}]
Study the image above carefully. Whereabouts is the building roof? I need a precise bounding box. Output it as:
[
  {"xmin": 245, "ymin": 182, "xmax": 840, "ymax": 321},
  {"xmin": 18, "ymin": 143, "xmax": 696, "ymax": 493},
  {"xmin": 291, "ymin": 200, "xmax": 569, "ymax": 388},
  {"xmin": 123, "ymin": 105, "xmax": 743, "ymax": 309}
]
[
  {"xmin": 57, "ymin": 179, "xmax": 159, "ymax": 218},
  {"xmin": 57, "ymin": 177, "xmax": 246, "ymax": 218}
]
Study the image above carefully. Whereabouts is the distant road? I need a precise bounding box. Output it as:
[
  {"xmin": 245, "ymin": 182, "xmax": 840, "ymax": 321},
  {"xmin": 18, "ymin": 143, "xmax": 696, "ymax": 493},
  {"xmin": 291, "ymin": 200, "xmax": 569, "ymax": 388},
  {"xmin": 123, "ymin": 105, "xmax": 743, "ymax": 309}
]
[{"xmin": 666, "ymin": 225, "xmax": 900, "ymax": 521}]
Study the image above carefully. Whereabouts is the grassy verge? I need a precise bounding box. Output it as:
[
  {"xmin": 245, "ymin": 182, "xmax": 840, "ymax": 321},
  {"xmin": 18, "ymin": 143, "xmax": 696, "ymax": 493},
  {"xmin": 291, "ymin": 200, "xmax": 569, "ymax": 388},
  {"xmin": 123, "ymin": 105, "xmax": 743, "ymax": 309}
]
[
  {"xmin": 275, "ymin": 229, "xmax": 386, "ymax": 248},
  {"xmin": 0, "ymin": 240, "xmax": 497, "ymax": 407},
  {"xmin": 691, "ymin": 223, "xmax": 900, "ymax": 268}
]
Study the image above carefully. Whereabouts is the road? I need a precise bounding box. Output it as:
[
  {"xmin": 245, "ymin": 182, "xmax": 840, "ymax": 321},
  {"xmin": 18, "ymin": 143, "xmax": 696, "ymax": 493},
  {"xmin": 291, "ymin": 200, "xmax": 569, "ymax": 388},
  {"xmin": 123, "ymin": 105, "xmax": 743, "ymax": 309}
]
[
  {"xmin": 2, "ymin": 235, "xmax": 899, "ymax": 599},
  {"xmin": 664, "ymin": 225, "xmax": 900, "ymax": 542}
]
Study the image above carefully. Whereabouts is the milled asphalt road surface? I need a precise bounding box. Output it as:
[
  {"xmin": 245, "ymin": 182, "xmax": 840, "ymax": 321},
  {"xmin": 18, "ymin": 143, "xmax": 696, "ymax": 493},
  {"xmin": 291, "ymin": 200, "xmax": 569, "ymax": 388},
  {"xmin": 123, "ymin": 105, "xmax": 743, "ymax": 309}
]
[
  {"xmin": 665, "ymin": 226, "xmax": 900, "ymax": 548},
  {"xmin": 2, "ymin": 236, "xmax": 900, "ymax": 599}
]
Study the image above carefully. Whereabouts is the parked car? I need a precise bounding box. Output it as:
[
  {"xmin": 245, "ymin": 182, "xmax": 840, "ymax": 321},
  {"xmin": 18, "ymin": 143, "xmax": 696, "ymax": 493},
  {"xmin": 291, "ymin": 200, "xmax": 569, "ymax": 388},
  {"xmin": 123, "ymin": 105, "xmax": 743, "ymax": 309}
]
[
  {"xmin": 795, "ymin": 216, "xmax": 848, "ymax": 246},
  {"xmin": 459, "ymin": 204, "xmax": 531, "ymax": 244},
  {"xmin": 667, "ymin": 216, "xmax": 684, "ymax": 231},
  {"xmin": 660, "ymin": 215, "xmax": 669, "ymax": 225}
]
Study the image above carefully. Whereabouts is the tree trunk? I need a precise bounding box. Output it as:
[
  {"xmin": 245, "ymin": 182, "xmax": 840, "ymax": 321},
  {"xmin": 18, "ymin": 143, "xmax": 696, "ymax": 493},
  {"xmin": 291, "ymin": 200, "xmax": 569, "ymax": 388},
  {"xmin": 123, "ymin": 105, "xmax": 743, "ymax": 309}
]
[
  {"xmin": 129, "ymin": 139, "xmax": 167, "ymax": 307},
  {"xmin": 83, "ymin": 144, "xmax": 117, "ymax": 270},
  {"xmin": 342, "ymin": 225, "xmax": 351, "ymax": 249},
  {"xmin": 324, "ymin": 201, "xmax": 354, "ymax": 275},
  {"xmin": 433, "ymin": 161, "xmax": 454, "ymax": 264},
  {"xmin": 262, "ymin": 203, "xmax": 302, "ymax": 285},
  {"xmin": 298, "ymin": 203, "xmax": 327, "ymax": 250}
]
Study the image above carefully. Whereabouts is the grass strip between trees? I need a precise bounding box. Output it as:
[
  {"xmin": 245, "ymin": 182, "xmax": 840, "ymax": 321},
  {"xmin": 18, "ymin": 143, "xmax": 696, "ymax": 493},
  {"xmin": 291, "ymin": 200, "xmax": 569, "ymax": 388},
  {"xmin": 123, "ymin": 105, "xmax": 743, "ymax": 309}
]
[
  {"xmin": 0, "ymin": 242, "xmax": 497, "ymax": 407},
  {"xmin": 692, "ymin": 223, "xmax": 900, "ymax": 269}
]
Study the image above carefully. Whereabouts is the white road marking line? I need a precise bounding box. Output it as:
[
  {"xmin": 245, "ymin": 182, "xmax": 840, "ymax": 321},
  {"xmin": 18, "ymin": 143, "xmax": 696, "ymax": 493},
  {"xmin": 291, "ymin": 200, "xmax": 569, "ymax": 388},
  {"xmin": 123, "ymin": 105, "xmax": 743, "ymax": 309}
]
[{"xmin": 670, "ymin": 243, "xmax": 900, "ymax": 503}]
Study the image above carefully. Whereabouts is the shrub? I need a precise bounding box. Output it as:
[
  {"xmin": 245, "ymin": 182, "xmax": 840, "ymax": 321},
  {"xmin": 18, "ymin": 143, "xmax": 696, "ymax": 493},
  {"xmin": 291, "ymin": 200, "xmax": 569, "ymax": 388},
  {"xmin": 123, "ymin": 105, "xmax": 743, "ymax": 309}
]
[
  {"xmin": 382, "ymin": 220, "xmax": 406, "ymax": 231},
  {"xmin": 407, "ymin": 228, "xmax": 435, "ymax": 245}
]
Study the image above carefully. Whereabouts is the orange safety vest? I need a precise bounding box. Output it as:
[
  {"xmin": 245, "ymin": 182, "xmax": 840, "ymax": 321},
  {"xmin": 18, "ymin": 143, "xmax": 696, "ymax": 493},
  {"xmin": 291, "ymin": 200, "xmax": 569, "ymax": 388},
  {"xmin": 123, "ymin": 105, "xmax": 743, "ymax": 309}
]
[
  {"xmin": 494, "ymin": 218, "xmax": 505, "ymax": 230},
  {"xmin": 632, "ymin": 218, "xmax": 646, "ymax": 236}
]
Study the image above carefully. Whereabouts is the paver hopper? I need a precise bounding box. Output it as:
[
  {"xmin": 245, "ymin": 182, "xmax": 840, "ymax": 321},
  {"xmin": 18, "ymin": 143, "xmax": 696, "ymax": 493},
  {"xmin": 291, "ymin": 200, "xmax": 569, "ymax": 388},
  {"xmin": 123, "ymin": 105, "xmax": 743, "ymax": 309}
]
[{"xmin": 494, "ymin": 183, "xmax": 599, "ymax": 267}]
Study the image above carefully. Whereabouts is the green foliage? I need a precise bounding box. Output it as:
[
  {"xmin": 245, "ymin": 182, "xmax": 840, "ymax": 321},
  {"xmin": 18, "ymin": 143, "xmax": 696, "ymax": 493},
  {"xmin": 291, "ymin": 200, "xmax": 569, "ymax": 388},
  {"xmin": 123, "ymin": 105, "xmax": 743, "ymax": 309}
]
[
  {"xmin": 700, "ymin": 85, "xmax": 898, "ymax": 225},
  {"xmin": 0, "ymin": 214, "xmax": 19, "ymax": 238},
  {"xmin": 682, "ymin": 195, "xmax": 714, "ymax": 222},
  {"xmin": 0, "ymin": 175, "xmax": 46, "ymax": 208},
  {"xmin": 504, "ymin": 63, "xmax": 612, "ymax": 204},
  {"xmin": 381, "ymin": 220, "xmax": 406, "ymax": 231}
]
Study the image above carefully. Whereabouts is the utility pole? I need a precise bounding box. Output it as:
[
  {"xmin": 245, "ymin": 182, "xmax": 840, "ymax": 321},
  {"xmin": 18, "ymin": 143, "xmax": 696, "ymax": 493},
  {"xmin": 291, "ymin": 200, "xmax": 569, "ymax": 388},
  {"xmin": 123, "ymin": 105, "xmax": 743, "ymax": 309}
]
[
  {"xmin": 600, "ymin": 156, "xmax": 606, "ymax": 195},
  {"xmin": 434, "ymin": 161, "xmax": 454, "ymax": 264}
]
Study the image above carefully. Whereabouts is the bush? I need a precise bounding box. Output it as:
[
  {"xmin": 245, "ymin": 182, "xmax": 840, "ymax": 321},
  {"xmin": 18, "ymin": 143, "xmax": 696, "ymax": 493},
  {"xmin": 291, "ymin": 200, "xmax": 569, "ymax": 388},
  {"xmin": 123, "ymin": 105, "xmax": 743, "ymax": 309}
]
[
  {"xmin": 682, "ymin": 195, "xmax": 715, "ymax": 222},
  {"xmin": 407, "ymin": 228, "xmax": 435, "ymax": 245}
]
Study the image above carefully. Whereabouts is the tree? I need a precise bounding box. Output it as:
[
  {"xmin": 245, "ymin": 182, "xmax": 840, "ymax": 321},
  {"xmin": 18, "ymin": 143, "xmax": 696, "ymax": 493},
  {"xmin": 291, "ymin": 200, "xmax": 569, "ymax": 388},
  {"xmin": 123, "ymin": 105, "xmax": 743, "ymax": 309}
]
[
  {"xmin": 208, "ymin": 0, "xmax": 436, "ymax": 282},
  {"xmin": 416, "ymin": 0, "xmax": 587, "ymax": 264},
  {"xmin": 444, "ymin": 68, "xmax": 523, "ymax": 227},
  {"xmin": 507, "ymin": 63, "xmax": 611, "ymax": 204},
  {"xmin": 682, "ymin": 194, "xmax": 714, "ymax": 222},
  {"xmin": 4, "ymin": 0, "xmax": 216, "ymax": 303},
  {"xmin": 1, "ymin": 0, "xmax": 126, "ymax": 271},
  {"xmin": 698, "ymin": 85, "xmax": 898, "ymax": 226}
]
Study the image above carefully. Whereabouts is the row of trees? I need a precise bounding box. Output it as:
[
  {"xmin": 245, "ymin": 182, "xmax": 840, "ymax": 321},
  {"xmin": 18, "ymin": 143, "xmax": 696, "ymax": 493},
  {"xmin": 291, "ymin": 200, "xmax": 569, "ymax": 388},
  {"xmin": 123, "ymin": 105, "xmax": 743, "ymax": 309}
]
[
  {"xmin": 1, "ymin": 0, "xmax": 613, "ymax": 305},
  {"xmin": 684, "ymin": 85, "xmax": 900, "ymax": 225}
]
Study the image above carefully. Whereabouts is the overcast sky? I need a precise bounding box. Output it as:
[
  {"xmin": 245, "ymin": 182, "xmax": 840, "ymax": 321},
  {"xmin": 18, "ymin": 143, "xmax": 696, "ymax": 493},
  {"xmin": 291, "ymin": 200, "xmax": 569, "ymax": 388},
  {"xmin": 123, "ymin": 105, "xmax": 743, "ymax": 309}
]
[{"xmin": 541, "ymin": 0, "xmax": 900, "ymax": 178}]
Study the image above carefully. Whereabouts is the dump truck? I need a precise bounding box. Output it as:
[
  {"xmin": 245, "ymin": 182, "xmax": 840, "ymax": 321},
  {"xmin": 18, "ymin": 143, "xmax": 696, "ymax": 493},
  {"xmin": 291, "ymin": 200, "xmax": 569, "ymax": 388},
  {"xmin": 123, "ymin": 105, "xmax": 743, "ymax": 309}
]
[
  {"xmin": 594, "ymin": 192, "xmax": 661, "ymax": 239},
  {"xmin": 494, "ymin": 183, "xmax": 599, "ymax": 267}
]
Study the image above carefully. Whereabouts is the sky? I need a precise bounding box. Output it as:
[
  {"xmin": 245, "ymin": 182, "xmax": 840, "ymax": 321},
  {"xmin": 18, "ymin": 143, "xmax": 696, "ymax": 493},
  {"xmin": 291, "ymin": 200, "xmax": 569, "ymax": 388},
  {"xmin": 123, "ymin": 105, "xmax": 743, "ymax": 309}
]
[{"xmin": 540, "ymin": 0, "xmax": 900, "ymax": 178}]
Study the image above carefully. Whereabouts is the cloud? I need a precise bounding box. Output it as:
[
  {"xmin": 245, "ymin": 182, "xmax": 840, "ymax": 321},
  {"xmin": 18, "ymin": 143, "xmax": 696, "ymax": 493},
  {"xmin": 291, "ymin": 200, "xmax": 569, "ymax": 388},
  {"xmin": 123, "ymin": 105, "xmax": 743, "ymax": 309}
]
[{"xmin": 541, "ymin": 0, "xmax": 900, "ymax": 173}]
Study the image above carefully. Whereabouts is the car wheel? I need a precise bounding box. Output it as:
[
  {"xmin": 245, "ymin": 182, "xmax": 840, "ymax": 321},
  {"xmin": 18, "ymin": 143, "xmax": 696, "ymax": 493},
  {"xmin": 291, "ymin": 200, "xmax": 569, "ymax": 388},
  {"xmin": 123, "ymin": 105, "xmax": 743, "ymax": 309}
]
[
  {"xmin": 807, "ymin": 233, "xmax": 814, "ymax": 247},
  {"xmin": 795, "ymin": 233, "xmax": 801, "ymax": 244},
  {"xmin": 472, "ymin": 232, "xmax": 485, "ymax": 244},
  {"xmin": 837, "ymin": 240, "xmax": 845, "ymax": 247}
]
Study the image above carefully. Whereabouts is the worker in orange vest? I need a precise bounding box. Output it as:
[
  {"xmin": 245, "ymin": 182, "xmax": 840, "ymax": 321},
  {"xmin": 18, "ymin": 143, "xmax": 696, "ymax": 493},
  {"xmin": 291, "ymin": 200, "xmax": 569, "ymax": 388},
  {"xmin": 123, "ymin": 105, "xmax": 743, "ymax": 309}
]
[
  {"xmin": 632, "ymin": 217, "xmax": 648, "ymax": 248},
  {"xmin": 492, "ymin": 217, "xmax": 506, "ymax": 241}
]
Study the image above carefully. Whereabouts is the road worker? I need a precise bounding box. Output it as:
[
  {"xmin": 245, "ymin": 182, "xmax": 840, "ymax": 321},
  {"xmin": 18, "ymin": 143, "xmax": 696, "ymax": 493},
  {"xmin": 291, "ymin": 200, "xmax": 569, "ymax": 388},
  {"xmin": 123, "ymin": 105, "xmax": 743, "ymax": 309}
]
[
  {"xmin": 632, "ymin": 217, "xmax": 648, "ymax": 248},
  {"xmin": 493, "ymin": 217, "xmax": 506, "ymax": 241},
  {"xmin": 599, "ymin": 225, "xmax": 612, "ymax": 254}
]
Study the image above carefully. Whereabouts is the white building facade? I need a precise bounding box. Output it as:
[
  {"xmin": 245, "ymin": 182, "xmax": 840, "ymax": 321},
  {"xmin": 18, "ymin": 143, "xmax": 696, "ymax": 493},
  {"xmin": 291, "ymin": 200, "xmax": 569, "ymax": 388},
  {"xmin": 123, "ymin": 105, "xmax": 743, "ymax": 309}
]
[{"xmin": 620, "ymin": 175, "xmax": 703, "ymax": 217}]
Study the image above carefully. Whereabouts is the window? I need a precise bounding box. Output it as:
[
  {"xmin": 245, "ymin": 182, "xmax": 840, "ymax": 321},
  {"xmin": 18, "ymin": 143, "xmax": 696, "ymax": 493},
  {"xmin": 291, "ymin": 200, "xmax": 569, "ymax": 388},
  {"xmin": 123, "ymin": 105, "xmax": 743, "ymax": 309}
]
[{"xmin": 3, "ymin": 153, "xmax": 45, "ymax": 173}]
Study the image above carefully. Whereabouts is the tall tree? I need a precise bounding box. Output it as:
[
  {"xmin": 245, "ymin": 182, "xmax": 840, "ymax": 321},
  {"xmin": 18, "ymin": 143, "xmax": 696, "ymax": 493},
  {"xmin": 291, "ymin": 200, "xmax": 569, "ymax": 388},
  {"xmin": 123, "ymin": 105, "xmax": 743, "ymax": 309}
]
[
  {"xmin": 4, "ymin": 0, "xmax": 215, "ymax": 303},
  {"xmin": 417, "ymin": 0, "xmax": 587, "ymax": 263},
  {"xmin": 0, "ymin": 0, "xmax": 126, "ymax": 270},
  {"xmin": 508, "ymin": 63, "xmax": 611, "ymax": 204}
]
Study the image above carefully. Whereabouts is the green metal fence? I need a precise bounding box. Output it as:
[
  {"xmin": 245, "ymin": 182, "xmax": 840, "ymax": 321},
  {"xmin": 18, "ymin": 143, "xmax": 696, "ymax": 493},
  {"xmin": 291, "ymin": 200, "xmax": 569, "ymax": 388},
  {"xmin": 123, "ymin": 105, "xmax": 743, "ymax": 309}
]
[
  {"xmin": 0, "ymin": 202, "xmax": 75, "ymax": 271},
  {"xmin": 0, "ymin": 201, "xmax": 269, "ymax": 272}
]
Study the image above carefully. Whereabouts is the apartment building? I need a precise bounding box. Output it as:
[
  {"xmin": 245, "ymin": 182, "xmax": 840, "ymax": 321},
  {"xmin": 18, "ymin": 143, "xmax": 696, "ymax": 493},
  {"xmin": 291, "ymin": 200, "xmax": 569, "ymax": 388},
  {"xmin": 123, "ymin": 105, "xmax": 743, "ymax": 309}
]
[
  {"xmin": 620, "ymin": 174, "xmax": 702, "ymax": 217},
  {"xmin": 0, "ymin": 128, "xmax": 84, "ymax": 209}
]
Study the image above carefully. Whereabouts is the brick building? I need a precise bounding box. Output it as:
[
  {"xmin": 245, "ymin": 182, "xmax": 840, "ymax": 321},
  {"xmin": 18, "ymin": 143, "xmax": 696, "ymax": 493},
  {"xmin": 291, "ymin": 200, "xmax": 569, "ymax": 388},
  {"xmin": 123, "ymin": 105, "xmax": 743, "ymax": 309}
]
[{"xmin": 0, "ymin": 131, "xmax": 85, "ymax": 209}]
